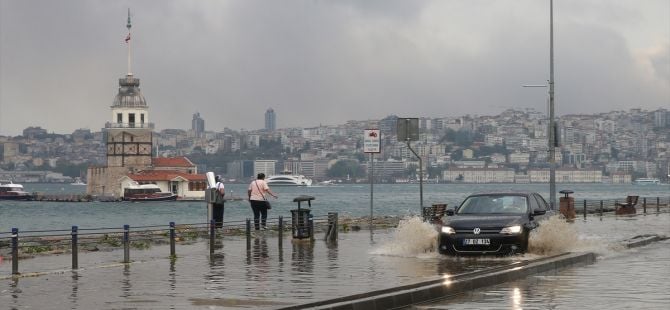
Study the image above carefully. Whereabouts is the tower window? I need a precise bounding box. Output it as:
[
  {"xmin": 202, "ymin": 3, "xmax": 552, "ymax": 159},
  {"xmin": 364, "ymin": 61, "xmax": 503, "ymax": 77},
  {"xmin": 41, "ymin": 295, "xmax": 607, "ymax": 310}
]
[
  {"xmin": 129, "ymin": 113, "xmax": 135, "ymax": 128},
  {"xmin": 140, "ymin": 114, "xmax": 145, "ymax": 124},
  {"xmin": 117, "ymin": 113, "xmax": 123, "ymax": 124}
]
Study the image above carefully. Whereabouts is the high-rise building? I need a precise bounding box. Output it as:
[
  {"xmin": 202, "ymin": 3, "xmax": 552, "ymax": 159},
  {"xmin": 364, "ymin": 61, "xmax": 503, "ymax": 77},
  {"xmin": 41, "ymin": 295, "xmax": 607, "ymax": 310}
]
[
  {"xmin": 192, "ymin": 112, "xmax": 205, "ymax": 137},
  {"xmin": 265, "ymin": 108, "xmax": 276, "ymax": 131}
]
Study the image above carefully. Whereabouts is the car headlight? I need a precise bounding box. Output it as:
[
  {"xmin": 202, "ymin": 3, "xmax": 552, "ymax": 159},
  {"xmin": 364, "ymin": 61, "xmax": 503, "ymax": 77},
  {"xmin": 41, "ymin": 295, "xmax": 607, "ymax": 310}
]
[
  {"xmin": 500, "ymin": 225, "xmax": 522, "ymax": 234},
  {"xmin": 441, "ymin": 226, "xmax": 456, "ymax": 234}
]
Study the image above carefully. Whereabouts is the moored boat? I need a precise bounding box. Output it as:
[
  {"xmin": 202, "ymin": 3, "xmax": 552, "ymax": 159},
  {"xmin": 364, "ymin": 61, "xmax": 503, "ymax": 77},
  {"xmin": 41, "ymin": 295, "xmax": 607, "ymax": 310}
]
[
  {"xmin": 123, "ymin": 183, "xmax": 177, "ymax": 201},
  {"xmin": 0, "ymin": 181, "xmax": 33, "ymax": 200}
]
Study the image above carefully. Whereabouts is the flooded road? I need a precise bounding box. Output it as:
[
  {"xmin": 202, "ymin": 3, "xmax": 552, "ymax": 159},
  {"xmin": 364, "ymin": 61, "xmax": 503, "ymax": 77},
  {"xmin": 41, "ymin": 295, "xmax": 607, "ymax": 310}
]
[
  {"xmin": 1, "ymin": 213, "xmax": 668, "ymax": 309},
  {"xmin": 417, "ymin": 240, "xmax": 670, "ymax": 310}
]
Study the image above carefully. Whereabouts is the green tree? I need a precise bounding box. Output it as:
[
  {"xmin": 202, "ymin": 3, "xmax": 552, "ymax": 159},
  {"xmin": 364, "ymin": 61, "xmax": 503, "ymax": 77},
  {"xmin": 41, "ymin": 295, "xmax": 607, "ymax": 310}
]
[{"xmin": 327, "ymin": 160, "xmax": 364, "ymax": 178}]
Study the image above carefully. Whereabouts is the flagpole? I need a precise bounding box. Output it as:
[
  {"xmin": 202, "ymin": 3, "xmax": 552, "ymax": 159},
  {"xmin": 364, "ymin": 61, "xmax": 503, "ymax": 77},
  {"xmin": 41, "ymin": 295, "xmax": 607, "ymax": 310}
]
[{"xmin": 126, "ymin": 8, "xmax": 132, "ymax": 76}]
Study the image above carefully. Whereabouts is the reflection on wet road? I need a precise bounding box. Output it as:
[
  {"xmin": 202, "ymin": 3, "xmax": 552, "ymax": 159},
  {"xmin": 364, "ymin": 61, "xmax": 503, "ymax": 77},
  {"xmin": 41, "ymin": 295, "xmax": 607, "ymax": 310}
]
[{"xmin": 1, "ymin": 213, "xmax": 668, "ymax": 309}]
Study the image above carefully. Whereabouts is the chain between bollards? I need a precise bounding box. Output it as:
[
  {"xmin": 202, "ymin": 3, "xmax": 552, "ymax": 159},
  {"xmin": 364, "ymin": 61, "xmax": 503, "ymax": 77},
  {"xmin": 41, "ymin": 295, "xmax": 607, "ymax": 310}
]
[
  {"xmin": 72, "ymin": 226, "xmax": 78, "ymax": 270},
  {"xmin": 123, "ymin": 224, "xmax": 130, "ymax": 264}
]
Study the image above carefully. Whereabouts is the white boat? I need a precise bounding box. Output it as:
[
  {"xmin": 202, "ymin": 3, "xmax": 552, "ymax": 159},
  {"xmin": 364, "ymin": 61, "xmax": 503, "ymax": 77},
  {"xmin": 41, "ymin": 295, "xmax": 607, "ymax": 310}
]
[
  {"xmin": 266, "ymin": 171, "xmax": 313, "ymax": 186},
  {"xmin": 633, "ymin": 178, "xmax": 661, "ymax": 185},
  {"xmin": 0, "ymin": 181, "xmax": 32, "ymax": 200},
  {"xmin": 71, "ymin": 177, "xmax": 87, "ymax": 186}
]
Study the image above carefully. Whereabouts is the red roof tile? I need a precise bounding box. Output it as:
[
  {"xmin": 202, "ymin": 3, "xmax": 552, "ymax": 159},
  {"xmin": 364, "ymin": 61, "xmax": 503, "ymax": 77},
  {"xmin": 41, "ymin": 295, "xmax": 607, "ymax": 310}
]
[{"xmin": 153, "ymin": 157, "xmax": 195, "ymax": 167}]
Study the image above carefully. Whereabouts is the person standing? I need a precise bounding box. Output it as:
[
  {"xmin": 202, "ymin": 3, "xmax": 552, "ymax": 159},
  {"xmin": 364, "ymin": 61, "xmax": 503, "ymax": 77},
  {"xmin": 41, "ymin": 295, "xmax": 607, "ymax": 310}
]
[
  {"xmin": 248, "ymin": 173, "xmax": 278, "ymax": 230},
  {"xmin": 213, "ymin": 175, "xmax": 225, "ymax": 228}
]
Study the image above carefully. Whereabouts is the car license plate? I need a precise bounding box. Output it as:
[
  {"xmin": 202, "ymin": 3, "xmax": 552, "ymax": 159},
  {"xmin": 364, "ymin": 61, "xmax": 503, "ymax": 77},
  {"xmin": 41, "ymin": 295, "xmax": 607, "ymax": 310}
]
[{"xmin": 463, "ymin": 238, "xmax": 490, "ymax": 245}]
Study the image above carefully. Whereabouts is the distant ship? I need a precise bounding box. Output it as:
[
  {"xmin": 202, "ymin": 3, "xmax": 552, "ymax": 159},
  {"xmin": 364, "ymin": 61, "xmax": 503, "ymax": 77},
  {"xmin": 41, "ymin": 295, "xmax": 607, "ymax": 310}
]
[
  {"xmin": 70, "ymin": 177, "xmax": 87, "ymax": 186},
  {"xmin": 633, "ymin": 178, "xmax": 661, "ymax": 185},
  {"xmin": 266, "ymin": 171, "xmax": 313, "ymax": 186}
]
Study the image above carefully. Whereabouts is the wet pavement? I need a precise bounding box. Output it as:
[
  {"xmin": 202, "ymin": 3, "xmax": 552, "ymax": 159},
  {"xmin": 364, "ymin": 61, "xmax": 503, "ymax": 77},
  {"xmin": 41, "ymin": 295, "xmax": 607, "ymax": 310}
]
[
  {"xmin": 414, "ymin": 239, "xmax": 670, "ymax": 310},
  {"xmin": 1, "ymin": 213, "xmax": 669, "ymax": 309}
]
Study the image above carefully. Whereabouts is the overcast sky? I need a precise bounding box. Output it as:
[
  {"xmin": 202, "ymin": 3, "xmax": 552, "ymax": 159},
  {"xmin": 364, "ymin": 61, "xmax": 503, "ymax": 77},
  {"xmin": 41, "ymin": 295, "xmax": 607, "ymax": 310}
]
[{"xmin": 1, "ymin": 0, "xmax": 668, "ymax": 136}]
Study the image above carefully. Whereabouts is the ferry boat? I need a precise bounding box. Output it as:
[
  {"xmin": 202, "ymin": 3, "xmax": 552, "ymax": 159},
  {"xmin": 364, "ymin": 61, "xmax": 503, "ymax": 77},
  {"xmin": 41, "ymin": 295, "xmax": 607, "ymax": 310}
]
[
  {"xmin": 266, "ymin": 171, "xmax": 313, "ymax": 186},
  {"xmin": 0, "ymin": 181, "xmax": 33, "ymax": 200},
  {"xmin": 123, "ymin": 183, "xmax": 177, "ymax": 201},
  {"xmin": 633, "ymin": 178, "xmax": 661, "ymax": 185}
]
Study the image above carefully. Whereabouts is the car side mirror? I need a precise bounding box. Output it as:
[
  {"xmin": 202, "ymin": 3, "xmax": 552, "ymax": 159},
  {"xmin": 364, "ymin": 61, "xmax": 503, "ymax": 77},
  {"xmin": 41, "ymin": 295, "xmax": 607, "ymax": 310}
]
[
  {"xmin": 532, "ymin": 209, "xmax": 547, "ymax": 216},
  {"xmin": 446, "ymin": 209, "xmax": 455, "ymax": 216}
]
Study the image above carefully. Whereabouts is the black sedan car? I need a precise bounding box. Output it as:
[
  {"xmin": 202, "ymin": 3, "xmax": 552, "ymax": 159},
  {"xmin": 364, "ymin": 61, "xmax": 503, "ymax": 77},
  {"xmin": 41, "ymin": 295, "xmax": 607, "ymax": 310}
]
[{"xmin": 438, "ymin": 191, "xmax": 554, "ymax": 255}]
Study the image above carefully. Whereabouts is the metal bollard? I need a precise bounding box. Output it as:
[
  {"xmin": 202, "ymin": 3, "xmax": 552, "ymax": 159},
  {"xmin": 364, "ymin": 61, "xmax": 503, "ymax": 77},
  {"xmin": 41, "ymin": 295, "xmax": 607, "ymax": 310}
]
[
  {"xmin": 583, "ymin": 200, "xmax": 587, "ymax": 220},
  {"xmin": 599, "ymin": 200, "xmax": 603, "ymax": 217},
  {"xmin": 657, "ymin": 197, "xmax": 661, "ymax": 213},
  {"xmin": 123, "ymin": 224, "xmax": 130, "ymax": 264},
  {"xmin": 11, "ymin": 228, "xmax": 18, "ymax": 275},
  {"xmin": 326, "ymin": 212, "xmax": 338, "ymax": 242},
  {"xmin": 643, "ymin": 198, "xmax": 647, "ymax": 214},
  {"xmin": 169, "ymin": 222, "xmax": 176, "ymax": 258},
  {"xmin": 246, "ymin": 218, "xmax": 251, "ymax": 250},
  {"xmin": 72, "ymin": 226, "xmax": 78, "ymax": 270},
  {"xmin": 308, "ymin": 213, "xmax": 314, "ymax": 241},
  {"xmin": 209, "ymin": 219, "xmax": 215, "ymax": 254},
  {"xmin": 278, "ymin": 216, "xmax": 283, "ymax": 247}
]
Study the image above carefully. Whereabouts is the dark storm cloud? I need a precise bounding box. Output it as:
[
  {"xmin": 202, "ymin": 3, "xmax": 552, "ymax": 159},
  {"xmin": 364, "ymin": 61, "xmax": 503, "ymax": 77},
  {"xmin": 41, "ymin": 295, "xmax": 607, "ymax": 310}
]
[{"xmin": 1, "ymin": 0, "xmax": 668, "ymax": 136}]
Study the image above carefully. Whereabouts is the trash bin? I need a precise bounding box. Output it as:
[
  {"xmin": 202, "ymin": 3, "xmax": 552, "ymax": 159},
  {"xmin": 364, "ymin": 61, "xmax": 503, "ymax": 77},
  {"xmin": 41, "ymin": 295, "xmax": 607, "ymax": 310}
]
[
  {"xmin": 559, "ymin": 190, "xmax": 575, "ymax": 220},
  {"xmin": 291, "ymin": 195, "xmax": 315, "ymax": 240}
]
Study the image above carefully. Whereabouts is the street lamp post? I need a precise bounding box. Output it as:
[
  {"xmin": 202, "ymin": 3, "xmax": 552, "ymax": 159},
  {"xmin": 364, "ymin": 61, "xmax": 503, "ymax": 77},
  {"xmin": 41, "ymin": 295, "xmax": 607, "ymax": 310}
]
[{"xmin": 524, "ymin": 0, "xmax": 557, "ymax": 210}]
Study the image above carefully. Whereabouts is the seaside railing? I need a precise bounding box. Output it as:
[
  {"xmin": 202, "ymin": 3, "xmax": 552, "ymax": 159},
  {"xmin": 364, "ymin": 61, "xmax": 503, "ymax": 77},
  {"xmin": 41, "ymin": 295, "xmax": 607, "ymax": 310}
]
[
  {"xmin": 2, "ymin": 196, "xmax": 668, "ymax": 276},
  {"xmin": 0, "ymin": 213, "xmax": 339, "ymax": 276}
]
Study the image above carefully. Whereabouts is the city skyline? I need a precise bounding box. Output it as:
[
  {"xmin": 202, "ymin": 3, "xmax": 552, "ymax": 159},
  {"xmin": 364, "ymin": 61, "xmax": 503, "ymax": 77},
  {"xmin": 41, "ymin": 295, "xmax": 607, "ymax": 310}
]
[{"xmin": 1, "ymin": 0, "xmax": 668, "ymax": 136}]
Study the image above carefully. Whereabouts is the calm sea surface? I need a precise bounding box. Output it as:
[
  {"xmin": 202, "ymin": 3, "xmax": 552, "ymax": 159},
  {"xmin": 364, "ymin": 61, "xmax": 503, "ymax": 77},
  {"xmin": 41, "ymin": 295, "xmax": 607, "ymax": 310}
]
[{"xmin": 1, "ymin": 183, "xmax": 669, "ymax": 231}]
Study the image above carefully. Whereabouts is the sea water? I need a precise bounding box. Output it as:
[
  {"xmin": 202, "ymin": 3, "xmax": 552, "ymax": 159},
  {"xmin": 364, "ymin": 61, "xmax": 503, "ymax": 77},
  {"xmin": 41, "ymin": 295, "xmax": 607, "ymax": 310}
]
[{"xmin": 1, "ymin": 182, "xmax": 668, "ymax": 232}]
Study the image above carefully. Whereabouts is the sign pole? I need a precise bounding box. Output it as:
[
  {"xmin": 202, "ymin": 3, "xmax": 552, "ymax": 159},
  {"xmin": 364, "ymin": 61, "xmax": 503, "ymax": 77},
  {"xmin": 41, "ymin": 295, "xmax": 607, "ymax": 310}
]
[
  {"xmin": 370, "ymin": 153, "xmax": 374, "ymax": 226},
  {"xmin": 363, "ymin": 129, "xmax": 381, "ymax": 227}
]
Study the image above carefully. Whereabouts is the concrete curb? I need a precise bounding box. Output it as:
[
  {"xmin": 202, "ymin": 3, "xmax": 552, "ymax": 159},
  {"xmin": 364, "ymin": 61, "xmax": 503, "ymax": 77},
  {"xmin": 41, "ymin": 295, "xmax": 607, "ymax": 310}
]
[
  {"xmin": 624, "ymin": 234, "xmax": 666, "ymax": 248},
  {"xmin": 280, "ymin": 252, "xmax": 596, "ymax": 310}
]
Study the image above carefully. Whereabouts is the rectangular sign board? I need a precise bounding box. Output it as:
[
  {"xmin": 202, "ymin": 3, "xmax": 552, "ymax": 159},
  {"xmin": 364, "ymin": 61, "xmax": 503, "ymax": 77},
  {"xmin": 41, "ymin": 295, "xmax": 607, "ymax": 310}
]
[
  {"xmin": 397, "ymin": 118, "xmax": 419, "ymax": 141},
  {"xmin": 363, "ymin": 129, "xmax": 381, "ymax": 153}
]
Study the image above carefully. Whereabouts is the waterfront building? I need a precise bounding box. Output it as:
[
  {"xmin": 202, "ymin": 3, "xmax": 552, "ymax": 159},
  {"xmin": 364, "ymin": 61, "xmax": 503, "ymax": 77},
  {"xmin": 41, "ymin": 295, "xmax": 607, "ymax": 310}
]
[
  {"xmin": 528, "ymin": 168, "xmax": 602, "ymax": 183},
  {"xmin": 443, "ymin": 168, "xmax": 516, "ymax": 183},
  {"xmin": 254, "ymin": 160, "xmax": 277, "ymax": 177}
]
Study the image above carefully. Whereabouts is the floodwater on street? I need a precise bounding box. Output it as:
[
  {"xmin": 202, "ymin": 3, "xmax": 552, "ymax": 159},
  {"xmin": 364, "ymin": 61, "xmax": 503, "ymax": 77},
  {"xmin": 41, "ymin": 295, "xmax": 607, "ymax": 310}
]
[{"xmin": 1, "ymin": 213, "xmax": 669, "ymax": 309}]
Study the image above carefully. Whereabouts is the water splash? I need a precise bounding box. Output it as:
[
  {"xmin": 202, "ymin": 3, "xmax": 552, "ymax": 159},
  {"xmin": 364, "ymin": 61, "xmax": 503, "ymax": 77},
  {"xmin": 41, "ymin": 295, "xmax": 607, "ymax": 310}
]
[
  {"xmin": 370, "ymin": 216, "xmax": 438, "ymax": 257},
  {"xmin": 527, "ymin": 215, "xmax": 580, "ymax": 255}
]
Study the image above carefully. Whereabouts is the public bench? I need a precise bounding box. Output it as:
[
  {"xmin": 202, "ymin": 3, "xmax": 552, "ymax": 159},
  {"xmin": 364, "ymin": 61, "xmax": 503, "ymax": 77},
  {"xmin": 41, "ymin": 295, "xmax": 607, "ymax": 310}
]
[{"xmin": 615, "ymin": 195, "xmax": 638, "ymax": 215}]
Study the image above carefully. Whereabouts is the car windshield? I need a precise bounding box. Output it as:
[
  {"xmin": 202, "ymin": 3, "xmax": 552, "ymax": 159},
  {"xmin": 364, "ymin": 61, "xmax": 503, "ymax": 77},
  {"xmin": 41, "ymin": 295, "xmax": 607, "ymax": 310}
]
[{"xmin": 457, "ymin": 195, "xmax": 528, "ymax": 215}]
